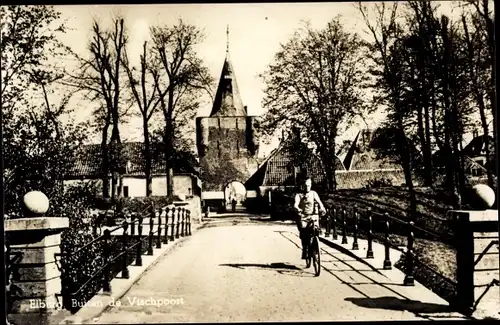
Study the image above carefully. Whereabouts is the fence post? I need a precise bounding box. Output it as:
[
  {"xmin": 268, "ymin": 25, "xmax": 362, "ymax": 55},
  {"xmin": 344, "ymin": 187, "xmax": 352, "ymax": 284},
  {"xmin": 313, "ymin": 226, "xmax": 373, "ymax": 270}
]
[
  {"xmin": 136, "ymin": 215, "xmax": 143, "ymax": 266},
  {"xmin": 181, "ymin": 208, "xmax": 185, "ymax": 237},
  {"xmin": 162, "ymin": 207, "xmax": 169, "ymax": 244},
  {"xmin": 188, "ymin": 210, "xmax": 192, "ymax": 235},
  {"xmin": 176, "ymin": 208, "xmax": 181, "ymax": 238},
  {"xmin": 121, "ymin": 221, "xmax": 130, "ymax": 279},
  {"xmin": 102, "ymin": 229, "xmax": 111, "ymax": 293},
  {"xmin": 130, "ymin": 212, "xmax": 136, "ymax": 236},
  {"xmin": 403, "ymin": 221, "xmax": 415, "ymax": 286},
  {"xmin": 352, "ymin": 209, "xmax": 359, "ymax": 250},
  {"xmin": 342, "ymin": 208, "xmax": 348, "ymax": 244},
  {"xmin": 366, "ymin": 208, "xmax": 374, "ymax": 259},
  {"xmin": 170, "ymin": 207, "xmax": 176, "ymax": 241},
  {"xmin": 325, "ymin": 208, "xmax": 331, "ymax": 237},
  {"xmin": 147, "ymin": 206, "xmax": 154, "ymax": 255},
  {"xmin": 331, "ymin": 207, "xmax": 338, "ymax": 240},
  {"xmin": 5, "ymin": 239, "xmax": 12, "ymax": 318},
  {"xmin": 454, "ymin": 211, "xmax": 474, "ymax": 313},
  {"xmin": 156, "ymin": 209, "xmax": 162, "ymax": 249},
  {"xmin": 383, "ymin": 215, "xmax": 392, "ymax": 270}
]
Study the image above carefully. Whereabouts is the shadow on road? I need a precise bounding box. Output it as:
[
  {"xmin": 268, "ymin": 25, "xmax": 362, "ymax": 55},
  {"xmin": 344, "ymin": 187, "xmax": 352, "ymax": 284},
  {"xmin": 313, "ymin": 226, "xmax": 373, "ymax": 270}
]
[
  {"xmin": 345, "ymin": 296, "xmax": 452, "ymax": 314},
  {"xmin": 219, "ymin": 262, "xmax": 315, "ymax": 277},
  {"xmin": 220, "ymin": 262, "xmax": 301, "ymax": 270}
]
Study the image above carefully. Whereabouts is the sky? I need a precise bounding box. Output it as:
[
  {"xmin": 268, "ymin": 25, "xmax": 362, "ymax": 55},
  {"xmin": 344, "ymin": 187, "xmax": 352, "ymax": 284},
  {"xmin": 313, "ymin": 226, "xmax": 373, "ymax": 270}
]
[{"xmin": 54, "ymin": 2, "xmax": 466, "ymax": 157}]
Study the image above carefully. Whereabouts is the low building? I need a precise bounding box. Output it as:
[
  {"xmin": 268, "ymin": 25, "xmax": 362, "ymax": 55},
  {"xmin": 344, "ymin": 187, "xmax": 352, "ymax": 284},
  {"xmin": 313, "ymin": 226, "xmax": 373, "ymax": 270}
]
[{"xmin": 63, "ymin": 142, "xmax": 201, "ymax": 198}]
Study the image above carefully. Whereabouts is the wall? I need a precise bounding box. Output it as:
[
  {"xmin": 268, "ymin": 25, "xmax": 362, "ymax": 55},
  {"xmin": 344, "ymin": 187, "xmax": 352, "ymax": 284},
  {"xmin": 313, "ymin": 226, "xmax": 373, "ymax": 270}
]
[
  {"xmin": 122, "ymin": 177, "xmax": 147, "ymax": 197},
  {"xmin": 185, "ymin": 196, "xmax": 202, "ymax": 223},
  {"xmin": 64, "ymin": 175, "xmax": 196, "ymax": 198},
  {"xmin": 173, "ymin": 175, "xmax": 194, "ymax": 197},
  {"xmin": 454, "ymin": 209, "xmax": 499, "ymax": 318}
]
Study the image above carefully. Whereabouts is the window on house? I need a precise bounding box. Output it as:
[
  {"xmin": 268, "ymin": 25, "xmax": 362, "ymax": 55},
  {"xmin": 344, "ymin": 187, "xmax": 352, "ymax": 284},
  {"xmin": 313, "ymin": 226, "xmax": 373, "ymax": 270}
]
[
  {"xmin": 188, "ymin": 188, "xmax": 192, "ymax": 196},
  {"xmin": 123, "ymin": 186, "xmax": 129, "ymax": 197}
]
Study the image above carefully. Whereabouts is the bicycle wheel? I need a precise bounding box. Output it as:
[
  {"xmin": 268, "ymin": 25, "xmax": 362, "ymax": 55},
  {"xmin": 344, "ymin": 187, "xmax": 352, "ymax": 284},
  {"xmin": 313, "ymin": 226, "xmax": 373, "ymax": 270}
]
[{"xmin": 311, "ymin": 236, "xmax": 321, "ymax": 276}]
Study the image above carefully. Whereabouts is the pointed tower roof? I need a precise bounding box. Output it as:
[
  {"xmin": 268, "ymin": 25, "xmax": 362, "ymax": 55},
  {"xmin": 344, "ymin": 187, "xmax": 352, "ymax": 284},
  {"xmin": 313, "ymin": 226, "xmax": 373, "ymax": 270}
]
[{"xmin": 209, "ymin": 26, "xmax": 246, "ymax": 117}]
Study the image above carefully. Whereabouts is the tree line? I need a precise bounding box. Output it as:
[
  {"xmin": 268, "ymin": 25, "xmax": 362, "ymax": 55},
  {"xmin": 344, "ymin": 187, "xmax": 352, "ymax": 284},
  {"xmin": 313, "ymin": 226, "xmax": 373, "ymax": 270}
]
[
  {"xmin": 260, "ymin": 1, "xmax": 496, "ymax": 214},
  {"xmin": 1, "ymin": 6, "xmax": 214, "ymax": 215}
]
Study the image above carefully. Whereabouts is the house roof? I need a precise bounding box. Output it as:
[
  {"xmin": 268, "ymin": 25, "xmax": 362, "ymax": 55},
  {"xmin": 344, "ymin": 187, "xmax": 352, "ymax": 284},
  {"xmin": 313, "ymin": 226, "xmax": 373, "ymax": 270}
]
[
  {"xmin": 65, "ymin": 142, "xmax": 199, "ymax": 179},
  {"xmin": 344, "ymin": 128, "xmax": 406, "ymax": 170},
  {"xmin": 209, "ymin": 50, "xmax": 246, "ymax": 117},
  {"xmin": 245, "ymin": 137, "xmax": 345, "ymax": 189},
  {"xmin": 461, "ymin": 134, "xmax": 494, "ymax": 157}
]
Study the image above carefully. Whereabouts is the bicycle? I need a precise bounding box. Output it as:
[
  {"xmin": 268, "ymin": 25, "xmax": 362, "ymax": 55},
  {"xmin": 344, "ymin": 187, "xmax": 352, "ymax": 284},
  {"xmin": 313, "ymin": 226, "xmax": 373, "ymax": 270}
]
[{"xmin": 303, "ymin": 218, "xmax": 321, "ymax": 276}]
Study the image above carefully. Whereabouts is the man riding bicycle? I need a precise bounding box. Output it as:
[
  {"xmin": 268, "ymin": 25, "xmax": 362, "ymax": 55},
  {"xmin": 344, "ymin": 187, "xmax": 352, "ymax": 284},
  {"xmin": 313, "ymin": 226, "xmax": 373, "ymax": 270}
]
[{"xmin": 294, "ymin": 177, "xmax": 326, "ymax": 260}]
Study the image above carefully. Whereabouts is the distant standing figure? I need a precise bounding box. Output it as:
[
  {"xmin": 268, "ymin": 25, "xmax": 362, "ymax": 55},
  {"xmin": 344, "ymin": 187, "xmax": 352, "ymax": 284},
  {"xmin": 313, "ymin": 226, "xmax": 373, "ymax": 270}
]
[{"xmin": 231, "ymin": 198, "xmax": 237, "ymax": 212}]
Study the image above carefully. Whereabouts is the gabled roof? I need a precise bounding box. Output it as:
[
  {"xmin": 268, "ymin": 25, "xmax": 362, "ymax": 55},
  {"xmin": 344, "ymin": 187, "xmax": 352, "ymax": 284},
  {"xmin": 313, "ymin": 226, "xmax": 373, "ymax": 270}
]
[
  {"xmin": 245, "ymin": 137, "xmax": 345, "ymax": 189},
  {"xmin": 344, "ymin": 128, "xmax": 403, "ymax": 170},
  {"xmin": 209, "ymin": 52, "xmax": 246, "ymax": 117},
  {"xmin": 461, "ymin": 134, "xmax": 494, "ymax": 157},
  {"xmin": 65, "ymin": 142, "xmax": 199, "ymax": 179}
]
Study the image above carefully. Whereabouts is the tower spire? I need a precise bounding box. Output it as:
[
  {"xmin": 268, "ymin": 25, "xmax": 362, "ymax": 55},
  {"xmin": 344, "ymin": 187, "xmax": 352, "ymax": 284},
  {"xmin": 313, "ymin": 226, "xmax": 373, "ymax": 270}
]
[{"xmin": 226, "ymin": 25, "xmax": 229, "ymax": 54}]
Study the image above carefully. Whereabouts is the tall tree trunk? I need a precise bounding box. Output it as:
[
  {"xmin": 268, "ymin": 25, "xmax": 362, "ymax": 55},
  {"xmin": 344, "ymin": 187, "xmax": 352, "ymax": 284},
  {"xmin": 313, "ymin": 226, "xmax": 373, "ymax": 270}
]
[
  {"xmin": 423, "ymin": 103, "xmax": 433, "ymax": 185},
  {"xmin": 166, "ymin": 88, "xmax": 175, "ymax": 197},
  {"xmin": 441, "ymin": 15, "xmax": 461, "ymax": 208},
  {"xmin": 101, "ymin": 123, "xmax": 110, "ymax": 198},
  {"xmin": 414, "ymin": 49, "xmax": 433, "ymax": 186},
  {"xmin": 462, "ymin": 15, "xmax": 494, "ymax": 188},
  {"xmin": 322, "ymin": 151, "xmax": 336, "ymax": 193},
  {"xmin": 396, "ymin": 117, "xmax": 417, "ymax": 221},
  {"xmin": 109, "ymin": 125, "xmax": 121, "ymax": 200},
  {"xmin": 483, "ymin": 0, "xmax": 496, "ymax": 167},
  {"xmin": 143, "ymin": 118, "xmax": 152, "ymax": 197}
]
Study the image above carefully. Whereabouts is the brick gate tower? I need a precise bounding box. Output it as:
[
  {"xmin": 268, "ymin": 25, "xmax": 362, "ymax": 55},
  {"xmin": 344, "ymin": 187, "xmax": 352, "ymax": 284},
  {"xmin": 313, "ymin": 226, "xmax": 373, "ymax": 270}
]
[{"xmin": 196, "ymin": 27, "xmax": 260, "ymax": 207}]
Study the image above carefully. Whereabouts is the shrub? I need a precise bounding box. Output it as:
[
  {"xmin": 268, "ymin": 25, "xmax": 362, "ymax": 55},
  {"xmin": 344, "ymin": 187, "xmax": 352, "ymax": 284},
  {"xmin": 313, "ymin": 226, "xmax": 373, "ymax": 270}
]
[{"xmin": 365, "ymin": 177, "xmax": 393, "ymax": 188}]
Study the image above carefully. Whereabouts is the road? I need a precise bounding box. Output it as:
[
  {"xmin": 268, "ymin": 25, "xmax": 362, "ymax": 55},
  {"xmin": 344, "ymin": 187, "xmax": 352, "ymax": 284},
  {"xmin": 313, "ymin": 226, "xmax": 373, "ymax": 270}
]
[{"xmin": 92, "ymin": 216, "xmax": 465, "ymax": 323}]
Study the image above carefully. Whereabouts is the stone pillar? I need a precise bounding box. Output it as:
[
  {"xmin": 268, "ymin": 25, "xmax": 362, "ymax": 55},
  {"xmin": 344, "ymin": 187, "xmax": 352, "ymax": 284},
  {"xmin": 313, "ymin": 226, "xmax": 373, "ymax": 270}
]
[
  {"xmin": 452, "ymin": 209, "xmax": 499, "ymax": 315},
  {"xmin": 5, "ymin": 217, "xmax": 69, "ymax": 325}
]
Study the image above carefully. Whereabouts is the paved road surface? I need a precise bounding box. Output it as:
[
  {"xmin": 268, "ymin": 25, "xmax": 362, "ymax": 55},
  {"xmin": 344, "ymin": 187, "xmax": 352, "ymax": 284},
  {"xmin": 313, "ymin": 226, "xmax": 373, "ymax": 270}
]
[{"xmin": 92, "ymin": 217, "xmax": 465, "ymax": 323}]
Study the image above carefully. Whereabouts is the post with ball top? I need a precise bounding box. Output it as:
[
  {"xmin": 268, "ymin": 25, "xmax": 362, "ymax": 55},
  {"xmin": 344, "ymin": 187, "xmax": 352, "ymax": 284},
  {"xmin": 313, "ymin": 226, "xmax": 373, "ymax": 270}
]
[{"xmin": 5, "ymin": 191, "xmax": 69, "ymax": 325}]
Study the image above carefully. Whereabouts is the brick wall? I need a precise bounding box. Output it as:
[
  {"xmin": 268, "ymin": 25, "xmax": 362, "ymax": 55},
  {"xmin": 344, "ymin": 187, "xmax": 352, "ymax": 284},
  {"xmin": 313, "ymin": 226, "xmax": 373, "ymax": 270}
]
[{"xmin": 197, "ymin": 116, "xmax": 260, "ymax": 191}]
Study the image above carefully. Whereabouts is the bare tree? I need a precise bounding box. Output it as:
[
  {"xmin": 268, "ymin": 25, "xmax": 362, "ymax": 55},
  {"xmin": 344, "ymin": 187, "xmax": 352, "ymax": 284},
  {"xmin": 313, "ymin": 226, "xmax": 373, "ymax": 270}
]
[
  {"xmin": 65, "ymin": 17, "xmax": 129, "ymax": 199},
  {"xmin": 261, "ymin": 17, "xmax": 370, "ymax": 192},
  {"xmin": 461, "ymin": 1, "xmax": 496, "ymax": 187},
  {"xmin": 150, "ymin": 19, "xmax": 213, "ymax": 196},
  {"xmin": 357, "ymin": 2, "xmax": 420, "ymax": 216},
  {"xmin": 122, "ymin": 41, "xmax": 164, "ymax": 196}
]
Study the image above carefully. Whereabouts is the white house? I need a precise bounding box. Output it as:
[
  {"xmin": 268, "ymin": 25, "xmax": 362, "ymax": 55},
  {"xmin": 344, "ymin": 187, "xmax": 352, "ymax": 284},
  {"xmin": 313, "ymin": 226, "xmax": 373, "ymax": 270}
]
[{"xmin": 63, "ymin": 142, "xmax": 201, "ymax": 198}]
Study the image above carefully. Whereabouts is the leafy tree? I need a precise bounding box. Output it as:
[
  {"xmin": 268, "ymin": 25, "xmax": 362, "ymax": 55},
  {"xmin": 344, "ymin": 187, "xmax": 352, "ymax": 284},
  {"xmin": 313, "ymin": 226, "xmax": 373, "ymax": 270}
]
[
  {"xmin": 357, "ymin": 2, "xmax": 420, "ymax": 216},
  {"xmin": 460, "ymin": 0, "xmax": 496, "ymax": 187},
  {"xmin": 357, "ymin": 1, "xmax": 489, "ymax": 210},
  {"xmin": 1, "ymin": 5, "xmax": 68, "ymax": 113},
  {"xmin": 1, "ymin": 5, "xmax": 90, "ymax": 216},
  {"xmin": 260, "ymin": 17, "xmax": 370, "ymax": 192}
]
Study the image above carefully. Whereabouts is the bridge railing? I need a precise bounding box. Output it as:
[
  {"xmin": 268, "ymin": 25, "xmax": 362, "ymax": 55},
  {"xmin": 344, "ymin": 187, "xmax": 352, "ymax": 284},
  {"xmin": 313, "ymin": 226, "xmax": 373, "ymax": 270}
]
[
  {"xmin": 321, "ymin": 204, "xmax": 458, "ymax": 304},
  {"xmin": 55, "ymin": 204, "xmax": 192, "ymax": 313}
]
